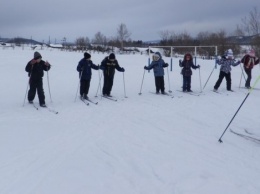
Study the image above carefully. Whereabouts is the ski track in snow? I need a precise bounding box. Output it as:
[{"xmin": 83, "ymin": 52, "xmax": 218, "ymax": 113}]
[{"xmin": 0, "ymin": 47, "xmax": 260, "ymax": 194}]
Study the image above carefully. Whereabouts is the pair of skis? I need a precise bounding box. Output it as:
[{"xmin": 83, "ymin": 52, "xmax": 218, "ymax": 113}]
[
  {"xmin": 176, "ymin": 90, "xmax": 200, "ymax": 96},
  {"xmin": 212, "ymin": 89, "xmax": 235, "ymax": 95},
  {"xmin": 30, "ymin": 102, "xmax": 58, "ymax": 114},
  {"xmin": 80, "ymin": 95, "xmax": 118, "ymax": 106},
  {"xmin": 230, "ymin": 128, "xmax": 260, "ymax": 144},
  {"xmin": 80, "ymin": 97, "xmax": 99, "ymax": 106}
]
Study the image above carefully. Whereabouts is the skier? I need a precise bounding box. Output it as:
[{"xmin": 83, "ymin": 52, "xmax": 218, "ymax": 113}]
[
  {"xmin": 241, "ymin": 49, "xmax": 259, "ymax": 89},
  {"xmin": 213, "ymin": 49, "xmax": 240, "ymax": 92},
  {"xmin": 179, "ymin": 53, "xmax": 200, "ymax": 92},
  {"xmin": 100, "ymin": 53, "xmax": 125, "ymax": 97},
  {"xmin": 77, "ymin": 52, "xmax": 99, "ymax": 99},
  {"xmin": 25, "ymin": 51, "xmax": 51, "ymax": 107},
  {"xmin": 144, "ymin": 52, "xmax": 168, "ymax": 94}
]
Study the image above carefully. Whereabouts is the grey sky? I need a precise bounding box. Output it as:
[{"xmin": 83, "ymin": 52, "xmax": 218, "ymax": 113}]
[{"xmin": 0, "ymin": 0, "xmax": 259, "ymax": 43}]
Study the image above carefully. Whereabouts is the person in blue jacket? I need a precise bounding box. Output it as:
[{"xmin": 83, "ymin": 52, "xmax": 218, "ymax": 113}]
[
  {"xmin": 144, "ymin": 52, "xmax": 168, "ymax": 94},
  {"xmin": 77, "ymin": 52, "xmax": 99, "ymax": 99},
  {"xmin": 179, "ymin": 53, "xmax": 200, "ymax": 92}
]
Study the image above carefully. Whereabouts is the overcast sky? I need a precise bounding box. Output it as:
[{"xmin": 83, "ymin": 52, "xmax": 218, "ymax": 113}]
[{"xmin": 0, "ymin": 0, "xmax": 259, "ymax": 43}]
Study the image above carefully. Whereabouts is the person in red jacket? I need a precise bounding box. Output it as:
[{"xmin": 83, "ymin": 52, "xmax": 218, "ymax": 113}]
[{"xmin": 241, "ymin": 49, "xmax": 259, "ymax": 89}]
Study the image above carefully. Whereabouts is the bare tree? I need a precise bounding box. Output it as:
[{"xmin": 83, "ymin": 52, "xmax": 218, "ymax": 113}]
[
  {"xmin": 232, "ymin": 25, "xmax": 245, "ymax": 36},
  {"xmin": 237, "ymin": 6, "xmax": 260, "ymax": 55},
  {"xmin": 249, "ymin": 7, "xmax": 260, "ymax": 35},
  {"xmin": 92, "ymin": 31, "xmax": 107, "ymax": 46},
  {"xmin": 159, "ymin": 30, "xmax": 175, "ymax": 46},
  {"xmin": 117, "ymin": 23, "xmax": 131, "ymax": 49},
  {"xmin": 239, "ymin": 6, "xmax": 260, "ymax": 36},
  {"xmin": 75, "ymin": 37, "xmax": 87, "ymax": 51}
]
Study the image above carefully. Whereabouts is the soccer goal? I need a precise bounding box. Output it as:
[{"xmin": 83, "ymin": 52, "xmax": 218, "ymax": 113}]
[{"xmin": 147, "ymin": 45, "xmax": 218, "ymax": 71}]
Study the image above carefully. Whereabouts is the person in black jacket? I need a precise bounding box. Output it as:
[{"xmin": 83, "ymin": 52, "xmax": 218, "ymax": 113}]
[
  {"xmin": 76, "ymin": 52, "xmax": 99, "ymax": 99},
  {"xmin": 179, "ymin": 53, "xmax": 200, "ymax": 92},
  {"xmin": 25, "ymin": 51, "xmax": 51, "ymax": 107},
  {"xmin": 100, "ymin": 53, "xmax": 125, "ymax": 96}
]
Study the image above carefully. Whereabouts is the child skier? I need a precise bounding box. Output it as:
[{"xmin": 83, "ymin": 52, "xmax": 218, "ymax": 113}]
[
  {"xmin": 179, "ymin": 53, "xmax": 200, "ymax": 92},
  {"xmin": 144, "ymin": 52, "xmax": 169, "ymax": 94},
  {"xmin": 213, "ymin": 49, "xmax": 240, "ymax": 92},
  {"xmin": 25, "ymin": 51, "xmax": 51, "ymax": 107},
  {"xmin": 77, "ymin": 52, "xmax": 99, "ymax": 99},
  {"xmin": 100, "ymin": 53, "xmax": 125, "ymax": 97},
  {"xmin": 241, "ymin": 49, "xmax": 259, "ymax": 89}
]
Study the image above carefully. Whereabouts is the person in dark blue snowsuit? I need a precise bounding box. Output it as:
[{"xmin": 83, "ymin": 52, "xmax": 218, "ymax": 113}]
[
  {"xmin": 77, "ymin": 52, "xmax": 99, "ymax": 99},
  {"xmin": 144, "ymin": 52, "xmax": 168, "ymax": 94},
  {"xmin": 179, "ymin": 53, "xmax": 200, "ymax": 92},
  {"xmin": 25, "ymin": 51, "xmax": 51, "ymax": 107},
  {"xmin": 99, "ymin": 53, "xmax": 125, "ymax": 97}
]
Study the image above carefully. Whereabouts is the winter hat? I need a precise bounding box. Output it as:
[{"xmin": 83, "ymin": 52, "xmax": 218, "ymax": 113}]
[
  {"xmin": 34, "ymin": 51, "xmax": 42, "ymax": 60},
  {"xmin": 248, "ymin": 49, "xmax": 255, "ymax": 57},
  {"xmin": 152, "ymin": 52, "xmax": 161, "ymax": 61},
  {"xmin": 109, "ymin": 53, "xmax": 116, "ymax": 60},
  {"xmin": 84, "ymin": 52, "xmax": 91, "ymax": 59},
  {"xmin": 226, "ymin": 49, "xmax": 233, "ymax": 58}
]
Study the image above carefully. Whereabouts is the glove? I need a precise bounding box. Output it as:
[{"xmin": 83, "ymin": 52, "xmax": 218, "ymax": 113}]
[
  {"xmin": 121, "ymin": 67, "xmax": 125, "ymax": 72},
  {"xmin": 197, "ymin": 65, "xmax": 200, "ymax": 69},
  {"xmin": 165, "ymin": 63, "xmax": 169, "ymax": 67},
  {"xmin": 99, "ymin": 66, "xmax": 104, "ymax": 70},
  {"xmin": 45, "ymin": 61, "xmax": 50, "ymax": 66},
  {"xmin": 144, "ymin": 66, "xmax": 148, "ymax": 70},
  {"xmin": 179, "ymin": 60, "xmax": 182, "ymax": 67},
  {"xmin": 30, "ymin": 59, "xmax": 37, "ymax": 65}
]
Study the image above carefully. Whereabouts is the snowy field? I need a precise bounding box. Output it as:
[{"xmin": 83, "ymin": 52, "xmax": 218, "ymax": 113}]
[{"xmin": 0, "ymin": 46, "xmax": 260, "ymax": 194}]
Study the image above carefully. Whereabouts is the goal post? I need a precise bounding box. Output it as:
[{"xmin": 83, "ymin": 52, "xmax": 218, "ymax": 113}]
[{"xmin": 148, "ymin": 45, "xmax": 218, "ymax": 71}]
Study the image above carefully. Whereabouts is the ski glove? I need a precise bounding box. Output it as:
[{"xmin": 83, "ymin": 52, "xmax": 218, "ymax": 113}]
[
  {"xmin": 144, "ymin": 66, "xmax": 148, "ymax": 70},
  {"xmin": 197, "ymin": 65, "xmax": 200, "ymax": 69},
  {"xmin": 165, "ymin": 63, "xmax": 169, "ymax": 67},
  {"xmin": 179, "ymin": 60, "xmax": 182, "ymax": 67},
  {"xmin": 121, "ymin": 68, "xmax": 125, "ymax": 72}
]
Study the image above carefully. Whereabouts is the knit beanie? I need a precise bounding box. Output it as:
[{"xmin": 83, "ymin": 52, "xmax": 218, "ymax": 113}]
[
  {"xmin": 84, "ymin": 52, "xmax": 91, "ymax": 59},
  {"xmin": 248, "ymin": 49, "xmax": 255, "ymax": 57},
  {"xmin": 109, "ymin": 53, "xmax": 116, "ymax": 60},
  {"xmin": 226, "ymin": 49, "xmax": 233, "ymax": 58},
  {"xmin": 34, "ymin": 51, "xmax": 42, "ymax": 60}
]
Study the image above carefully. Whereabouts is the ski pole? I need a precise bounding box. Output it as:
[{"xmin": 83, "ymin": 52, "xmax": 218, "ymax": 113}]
[
  {"xmin": 46, "ymin": 69, "xmax": 52, "ymax": 103},
  {"xmin": 218, "ymin": 75, "xmax": 260, "ymax": 143},
  {"xmin": 166, "ymin": 67, "xmax": 172, "ymax": 93},
  {"xmin": 123, "ymin": 72, "xmax": 127, "ymax": 98},
  {"xmin": 239, "ymin": 71, "xmax": 243, "ymax": 88},
  {"xmin": 74, "ymin": 70, "xmax": 83, "ymax": 102},
  {"xmin": 203, "ymin": 65, "xmax": 215, "ymax": 90},
  {"xmin": 22, "ymin": 78, "xmax": 30, "ymax": 106},
  {"xmin": 239, "ymin": 63, "xmax": 246, "ymax": 82},
  {"xmin": 198, "ymin": 65, "xmax": 202, "ymax": 92},
  {"xmin": 138, "ymin": 69, "xmax": 146, "ymax": 95},
  {"xmin": 95, "ymin": 69, "xmax": 103, "ymax": 97}
]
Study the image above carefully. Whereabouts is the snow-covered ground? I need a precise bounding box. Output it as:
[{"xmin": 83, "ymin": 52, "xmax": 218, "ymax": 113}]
[{"xmin": 0, "ymin": 46, "xmax": 260, "ymax": 194}]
